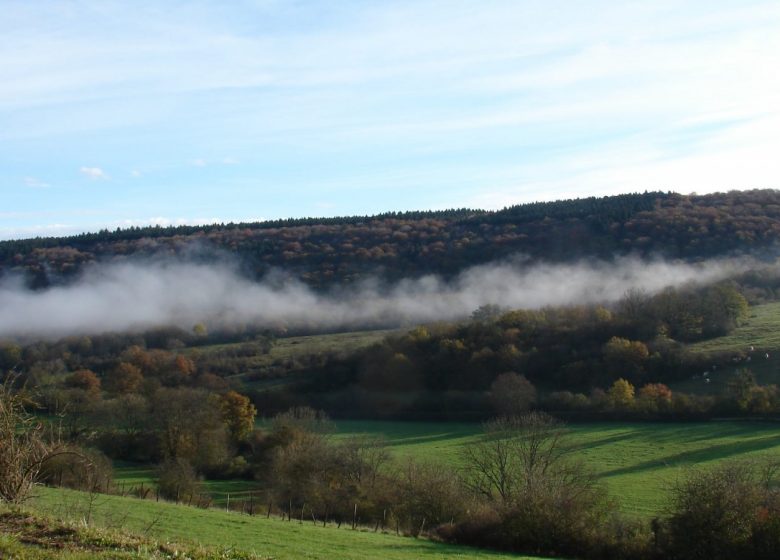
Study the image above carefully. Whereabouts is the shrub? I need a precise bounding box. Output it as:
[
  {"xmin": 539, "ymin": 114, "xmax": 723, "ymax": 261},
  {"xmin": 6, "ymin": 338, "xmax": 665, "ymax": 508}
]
[
  {"xmin": 157, "ymin": 458, "xmax": 203, "ymax": 503},
  {"xmin": 663, "ymin": 460, "xmax": 780, "ymax": 560},
  {"xmin": 39, "ymin": 446, "xmax": 114, "ymax": 493}
]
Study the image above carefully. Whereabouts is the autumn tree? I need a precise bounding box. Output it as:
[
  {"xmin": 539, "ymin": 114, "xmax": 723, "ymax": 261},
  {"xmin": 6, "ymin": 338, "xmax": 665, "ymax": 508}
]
[
  {"xmin": 489, "ymin": 372, "xmax": 537, "ymax": 417},
  {"xmin": 637, "ymin": 383, "xmax": 672, "ymax": 413},
  {"xmin": 219, "ymin": 390, "xmax": 257, "ymax": 443},
  {"xmin": 607, "ymin": 378, "xmax": 635, "ymax": 410},
  {"xmin": 108, "ymin": 362, "xmax": 144, "ymax": 394},
  {"xmin": 152, "ymin": 387, "xmax": 230, "ymax": 470},
  {"xmin": 602, "ymin": 337, "xmax": 649, "ymax": 384},
  {"xmin": 65, "ymin": 369, "xmax": 101, "ymax": 395},
  {"xmin": 174, "ymin": 354, "xmax": 196, "ymax": 377}
]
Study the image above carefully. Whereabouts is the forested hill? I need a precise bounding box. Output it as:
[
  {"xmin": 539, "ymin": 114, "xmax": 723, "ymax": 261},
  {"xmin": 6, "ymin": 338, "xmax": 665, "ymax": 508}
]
[{"xmin": 3, "ymin": 189, "xmax": 780, "ymax": 289}]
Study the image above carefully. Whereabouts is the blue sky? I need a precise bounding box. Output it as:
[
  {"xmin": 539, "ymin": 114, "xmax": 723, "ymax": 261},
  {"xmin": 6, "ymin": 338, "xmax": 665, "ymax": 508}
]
[{"xmin": 2, "ymin": 0, "xmax": 779, "ymax": 239}]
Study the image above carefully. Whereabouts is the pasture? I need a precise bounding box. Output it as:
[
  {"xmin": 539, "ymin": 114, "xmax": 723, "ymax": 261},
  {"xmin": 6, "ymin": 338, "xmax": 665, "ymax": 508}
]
[
  {"xmin": 672, "ymin": 301, "xmax": 780, "ymax": 394},
  {"xmin": 30, "ymin": 487, "xmax": 536, "ymax": 560},
  {"xmin": 331, "ymin": 420, "xmax": 780, "ymax": 518},
  {"xmin": 116, "ymin": 420, "xmax": 780, "ymax": 518},
  {"xmin": 688, "ymin": 301, "xmax": 780, "ymax": 356}
]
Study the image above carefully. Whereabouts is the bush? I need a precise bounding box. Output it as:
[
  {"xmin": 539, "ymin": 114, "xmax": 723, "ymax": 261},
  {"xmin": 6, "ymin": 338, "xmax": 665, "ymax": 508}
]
[
  {"xmin": 39, "ymin": 446, "xmax": 113, "ymax": 493},
  {"xmin": 0, "ymin": 378, "xmax": 63, "ymax": 504},
  {"xmin": 156, "ymin": 458, "xmax": 204, "ymax": 503},
  {"xmin": 663, "ymin": 460, "xmax": 780, "ymax": 560}
]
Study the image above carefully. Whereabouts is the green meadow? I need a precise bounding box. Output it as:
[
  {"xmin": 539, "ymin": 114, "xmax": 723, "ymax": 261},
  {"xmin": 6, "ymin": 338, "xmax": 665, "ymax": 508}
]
[
  {"xmin": 30, "ymin": 487, "xmax": 535, "ymax": 560},
  {"xmin": 116, "ymin": 419, "xmax": 780, "ymax": 519},
  {"xmin": 669, "ymin": 301, "xmax": 780, "ymax": 394},
  {"xmin": 332, "ymin": 420, "xmax": 780, "ymax": 518},
  {"xmin": 688, "ymin": 302, "xmax": 780, "ymax": 356}
]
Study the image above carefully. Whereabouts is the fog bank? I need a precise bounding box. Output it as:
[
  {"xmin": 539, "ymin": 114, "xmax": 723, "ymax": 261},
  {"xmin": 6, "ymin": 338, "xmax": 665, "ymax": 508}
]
[{"xmin": 0, "ymin": 256, "xmax": 757, "ymax": 339}]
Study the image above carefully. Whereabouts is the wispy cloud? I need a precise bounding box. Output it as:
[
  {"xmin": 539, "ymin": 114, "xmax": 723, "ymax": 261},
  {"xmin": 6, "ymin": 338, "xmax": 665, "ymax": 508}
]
[
  {"xmin": 79, "ymin": 166, "xmax": 109, "ymax": 180},
  {"xmin": 0, "ymin": 254, "xmax": 758, "ymax": 339},
  {"xmin": 1, "ymin": 0, "xmax": 779, "ymax": 232},
  {"xmin": 23, "ymin": 176, "xmax": 50, "ymax": 188}
]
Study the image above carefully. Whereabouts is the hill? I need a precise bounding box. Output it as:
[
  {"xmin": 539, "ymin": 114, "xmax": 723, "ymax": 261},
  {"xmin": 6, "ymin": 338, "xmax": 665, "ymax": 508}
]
[{"xmin": 3, "ymin": 189, "xmax": 780, "ymax": 289}]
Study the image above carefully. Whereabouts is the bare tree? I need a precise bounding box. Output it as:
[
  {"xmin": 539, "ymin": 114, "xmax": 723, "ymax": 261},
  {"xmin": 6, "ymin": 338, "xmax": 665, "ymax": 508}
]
[
  {"xmin": 460, "ymin": 412, "xmax": 610, "ymax": 555},
  {"xmin": 462, "ymin": 412, "xmax": 567, "ymax": 505},
  {"xmin": 0, "ymin": 375, "xmax": 64, "ymax": 504}
]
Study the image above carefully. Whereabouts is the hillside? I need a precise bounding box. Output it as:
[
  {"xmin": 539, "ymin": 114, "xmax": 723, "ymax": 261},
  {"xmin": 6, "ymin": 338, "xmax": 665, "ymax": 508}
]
[
  {"xmin": 3, "ymin": 189, "xmax": 780, "ymax": 289},
  {"xmin": 25, "ymin": 487, "xmax": 533, "ymax": 560}
]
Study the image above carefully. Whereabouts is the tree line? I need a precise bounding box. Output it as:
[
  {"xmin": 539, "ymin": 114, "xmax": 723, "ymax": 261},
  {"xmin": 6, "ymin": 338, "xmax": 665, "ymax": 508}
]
[{"xmin": 4, "ymin": 189, "xmax": 780, "ymax": 289}]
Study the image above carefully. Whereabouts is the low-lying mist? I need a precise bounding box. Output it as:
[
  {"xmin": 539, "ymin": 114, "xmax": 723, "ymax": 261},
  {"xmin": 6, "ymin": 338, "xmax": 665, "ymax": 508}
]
[{"xmin": 0, "ymin": 255, "xmax": 759, "ymax": 340}]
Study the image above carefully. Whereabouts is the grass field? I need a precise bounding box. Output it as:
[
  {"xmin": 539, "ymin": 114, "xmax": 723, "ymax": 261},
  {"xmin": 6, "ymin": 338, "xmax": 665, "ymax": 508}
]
[
  {"xmin": 117, "ymin": 419, "xmax": 780, "ymax": 519},
  {"xmin": 332, "ymin": 419, "xmax": 780, "ymax": 518},
  {"xmin": 30, "ymin": 487, "xmax": 538, "ymax": 560},
  {"xmin": 113, "ymin": 463, "xmax": 260, "ymax": 508},
  {"xmin": 670, "ymin": 302, "xmax": 780, "ymax": 393},
  {"xmin": 689, "ymin": 302, "xmax": 780, "ymax": 356}
]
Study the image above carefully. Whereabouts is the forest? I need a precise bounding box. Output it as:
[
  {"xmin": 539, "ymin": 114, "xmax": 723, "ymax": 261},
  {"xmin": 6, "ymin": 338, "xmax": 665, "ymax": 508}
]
[{"xmin": 3, "ymin": 189, "xmax": 780, "ymax": 290}]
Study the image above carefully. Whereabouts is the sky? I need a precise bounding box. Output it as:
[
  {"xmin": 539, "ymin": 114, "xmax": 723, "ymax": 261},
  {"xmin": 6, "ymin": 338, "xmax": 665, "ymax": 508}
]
[{"xmin": 1, "ymin": 0, "xmax": 779, "ymax": 240}]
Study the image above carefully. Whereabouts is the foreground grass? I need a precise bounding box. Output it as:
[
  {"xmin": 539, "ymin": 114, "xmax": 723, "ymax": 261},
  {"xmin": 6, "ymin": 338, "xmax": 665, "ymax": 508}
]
[
  {"xmin": 333, "ymin": 419, "xmax": 780, "ymax": 518},
  {"xmin": 0, "ymin": 506, "xmax": 266, "ymax": 559},
  {"xmin": 30, "ymin": 487, "xmax": 537, "ymax": 560}
]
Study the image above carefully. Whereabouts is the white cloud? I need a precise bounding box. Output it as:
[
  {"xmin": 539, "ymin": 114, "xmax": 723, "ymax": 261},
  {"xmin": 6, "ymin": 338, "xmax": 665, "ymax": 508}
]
[
  {"xmin": 130, "ymin": 169, "xmax": 142, "ymax": 177},
  {"xmin": 190, "ymin": 159, "xmax": 207, "ymax": 167},
  {"xmin": 23, "ymin": 176, "xmax": 50, "ymax": 188},
  {"xmin": 79, "ymin": 166, "xmax": 109, "ymax": 180}
]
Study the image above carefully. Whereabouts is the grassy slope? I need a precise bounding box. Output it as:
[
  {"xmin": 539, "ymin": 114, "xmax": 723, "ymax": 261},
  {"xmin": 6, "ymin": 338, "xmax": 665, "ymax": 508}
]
[
  {"xmin": 688, "ymin": 302, "xmax": 780, "ymax": 355},
  {"xmin": 672, "ymin": 302, "xmax": 780, "ymax": 394},
  {"xmin": 332, "ymin": 420, "xmax": 780, "ymax": 518},
  {"xmin": 0, "ymin": 506, "xmax": 266, "ymax": 559},
  {"xmin": 189, "ymin": 329, "xmax": 394, "ymax": 386},
  {"xmin": 30, "ymin": 487, "xmax": 537, "ymax": 560}
]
